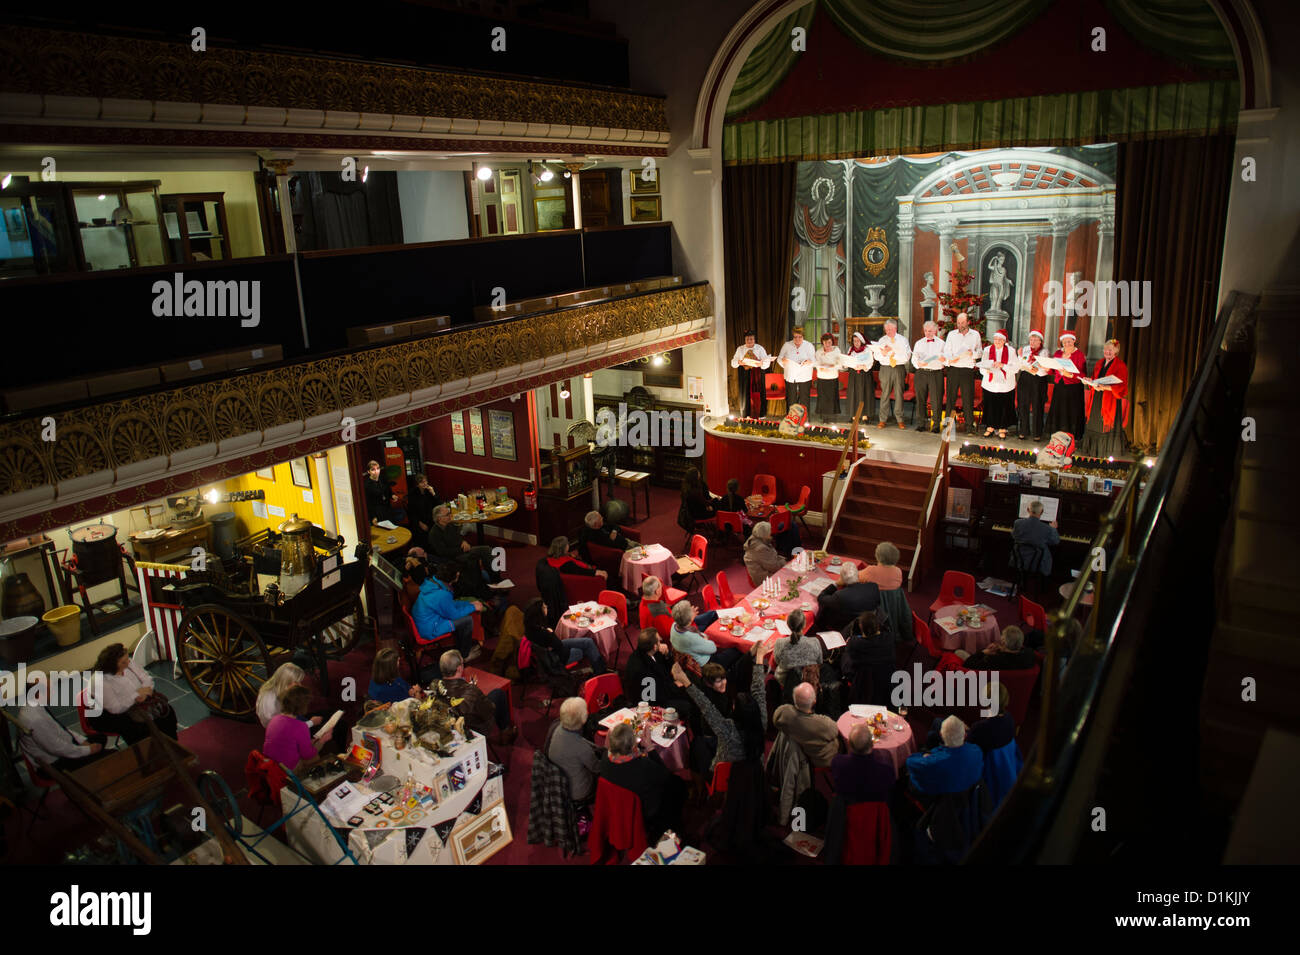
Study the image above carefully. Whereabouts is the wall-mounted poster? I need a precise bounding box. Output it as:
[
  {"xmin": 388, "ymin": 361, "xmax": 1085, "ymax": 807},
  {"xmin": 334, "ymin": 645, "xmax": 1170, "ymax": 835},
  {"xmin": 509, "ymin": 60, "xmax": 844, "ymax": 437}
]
[
  {"xmin": 450, "ymin": 412, "xmax": 466, "ymax": 453},
  {"xmin": 488, "ymin": 409, "xmax": 516, "ymax": 461},
  {"xmin": 256, "ymin": 466, "xmax": 275, "ymax": 481},
  {"xmin": 468, "ymin": 408, "xmax": 486, "ymax": 456},
  {"xmin": 289, "ymin": 457, "xmax": 312, "ymax": 489}
]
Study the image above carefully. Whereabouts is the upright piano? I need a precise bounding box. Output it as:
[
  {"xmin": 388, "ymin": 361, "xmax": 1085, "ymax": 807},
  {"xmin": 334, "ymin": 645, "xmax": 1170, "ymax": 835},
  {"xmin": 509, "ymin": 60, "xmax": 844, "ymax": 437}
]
[{"xmin": 977, "ymin": 478, "xmax": 1117, "ymax": 582}]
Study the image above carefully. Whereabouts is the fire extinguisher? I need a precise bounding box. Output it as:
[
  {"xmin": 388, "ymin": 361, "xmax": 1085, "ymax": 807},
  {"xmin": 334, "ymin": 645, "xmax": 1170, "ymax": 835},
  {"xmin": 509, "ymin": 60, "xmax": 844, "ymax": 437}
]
[{"xmin": 523, "ymin": 482, "xmax": 537, "ymax": 510}]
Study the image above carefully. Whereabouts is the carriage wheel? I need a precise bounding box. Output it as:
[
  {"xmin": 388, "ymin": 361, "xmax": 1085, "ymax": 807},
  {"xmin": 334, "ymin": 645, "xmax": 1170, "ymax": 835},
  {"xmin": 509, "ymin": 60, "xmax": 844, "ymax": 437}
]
[
  {"xmin": 318, "ymin": 595, "xmax": 369, "ymax": 660},
  {"xmin": 177, "ymin": 604, "xmax": 272, "ymax": 720}
]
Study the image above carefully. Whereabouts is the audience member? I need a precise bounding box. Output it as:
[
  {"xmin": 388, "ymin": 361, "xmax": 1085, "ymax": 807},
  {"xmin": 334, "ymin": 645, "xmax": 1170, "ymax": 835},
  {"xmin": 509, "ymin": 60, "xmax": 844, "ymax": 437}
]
[
  {"xmin": 15, "ymin": 672, "xmax": 107, "ymax": 773},
  {"xmin": 669, "ymin": 600, "xmax": 739, "ymax": 670},
  {"xmin": 623, "ymin": 628, "xmax": 692, "ymax": 718},
  {"xmin": 407, "ymin": 474, "xmax": 441, "ymax": 536},
  {"xmin": 862, "ymin": 542, "xmax": 904, "ymax": 591},
  {"xmin": 814, "ymin": 562, "xmax": 881, "ymax": 635},
  {"xmin": 263, "ymin": 685, "xmax": 332, "ymax": 771},
  {"xmin": 546, "ymin": 697, "xmax": 599, "ymax": 803},
  {"xmin": 599, "ymin": 722, "xmax": 687, "ymax": 838},
  {"xmin": 431, "ymin": 649, "xmax": 516, "ymax": 742},
  {"xmin": 544, "ymin": 535, "xmax": 608, "ymax": 580},
  {"xmin": 679, "ymin": 466, "xmax": 718, "ymax": 521},
  {"xmin": 412, "ymin": 563, "xmax": 484, "ymax": 662},
  {"xmin": 641, "ymin": 576, "xmax": 714, "ymax": 630},
  {"xmin": 743, "ymin": 521, "xmax": 785, "ymax": 585},
  {"xmin": 673, "ymin": 641, "xmax": 768, "ymax": 771},
  {"xmin": 578, "ymin": 510, "xmax": 632, "ymax": 562},
  {"xmin": 842, "ymin": 609, "xmax": 895, "ymax": 707},
  {"xmin": 523, "ymin": 597, "xmax": 606, "ymax": 673},
  {"xmin": 905, "ymin": 714, "xmax": 983, "ymax": 795},
  {"xmin": 257, "ymin": 662, "xmax": 314, "ymax": 729},
  {"xmin": 966, "ymin": 685, "xmax": 1016, "ymax": 753},
  {"xmin": 718, "ymin": 477, "xmax": 748, "ymax": 515},
  {"xmin": 88, "ymin": 643, "xmax": 178, "ymax": 744},
  {"xmin": 363, "ymin": 459, "xmax": 406, "ymax": 526},
  {"xmin": 959, "ymin": 626, "xmax": 1037, "ymax": 670},
  {"xmin": 772, "ymin": 682, "xmax": 839, "ymax": 768},
  {"xmin": 831, "ymin": 723, "xmax": 895, "ymax": 803},
  {"xmin": 771, "ymin": 609, "xmax": 822, "ymax": 685},
  {"xmin": 368, "ymin": 647, "xmax": 422, "ymax": 703},
  {"xmin": 427, "ymin": 505, "xmax": 496, "ymax": 598}
]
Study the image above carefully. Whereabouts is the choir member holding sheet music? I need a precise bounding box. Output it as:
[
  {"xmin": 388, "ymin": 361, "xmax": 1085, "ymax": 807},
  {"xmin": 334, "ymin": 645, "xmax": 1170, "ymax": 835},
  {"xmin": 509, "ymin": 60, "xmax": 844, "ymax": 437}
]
[
  {"xmin": 1016, "ymin": 330, "xmax": 1050, "ymax": 441},
  {"xmin": 911, "ymin": 320, "xmax": 946, "ymax": 433},
  {"xmin": 943, "ymin": 311, "xmax": 982, "ymax": 434},
  {"xmin": 1079, "ymin": 339, "xmax": 1130, "ymax": 458},
  {"xmin": 1044, "ymin": 332, "xmax": 1087, "ymax": 445},
  {"xmin": 814, "ymin": 332, "xmax": 844, "ymax": 423},
  {"xmin": 844, "ymin": 331, "xmax": 875, "ymax": 422},
  {"xmin": 731, "ymin": 329, "xmax": 772, "ymax": 418},
  {"xmin": 778, "ymin": 326, "xmax": 816, "ymax": 410},
  {"xmin": 979, "ymin": 330, "xmax": 1018, "ymax": 438},
  {"xmin": 874, "ymin": 319, "xmax": 911, "ymax": 428}
]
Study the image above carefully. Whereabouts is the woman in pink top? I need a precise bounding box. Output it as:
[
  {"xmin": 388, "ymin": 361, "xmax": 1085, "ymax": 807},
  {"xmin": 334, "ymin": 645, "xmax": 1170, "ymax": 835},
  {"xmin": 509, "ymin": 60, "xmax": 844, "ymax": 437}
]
[
  {"xmin": 263, "ymin": 685, "xmax": 332, "ymax": 771},
  {"xmin": 861, "ymin": 541, "xmax": 903, "ymax": 591}
]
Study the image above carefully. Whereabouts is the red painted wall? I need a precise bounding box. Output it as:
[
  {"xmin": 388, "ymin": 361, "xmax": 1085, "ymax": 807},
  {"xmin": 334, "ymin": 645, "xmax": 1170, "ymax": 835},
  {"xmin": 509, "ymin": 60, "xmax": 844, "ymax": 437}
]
[{"xmin": 704, "ymin": 431, "xmax": 845, "ymax": 512}]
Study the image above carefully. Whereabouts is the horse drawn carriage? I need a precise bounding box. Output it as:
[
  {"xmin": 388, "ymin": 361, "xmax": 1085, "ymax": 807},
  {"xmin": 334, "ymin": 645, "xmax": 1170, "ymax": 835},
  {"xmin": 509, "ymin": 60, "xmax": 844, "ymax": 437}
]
[{"xmin": 163, "ymin": 518, "xmax": 373, "ymax": 720}]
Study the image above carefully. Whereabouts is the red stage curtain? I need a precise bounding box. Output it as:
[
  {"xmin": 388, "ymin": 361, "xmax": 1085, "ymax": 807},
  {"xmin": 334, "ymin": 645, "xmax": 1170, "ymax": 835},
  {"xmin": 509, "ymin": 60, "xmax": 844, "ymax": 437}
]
[
  {"xmin": 1113, "ymin": 134, "xmax": 1235, "ymax": 451},
  {"xmin": 1029, "ymin": 234, "xmax": 1053, "ymax": 335},
  {"xmin": 723, "ymin": 163, "xmax": 797, "ymax": 411}
]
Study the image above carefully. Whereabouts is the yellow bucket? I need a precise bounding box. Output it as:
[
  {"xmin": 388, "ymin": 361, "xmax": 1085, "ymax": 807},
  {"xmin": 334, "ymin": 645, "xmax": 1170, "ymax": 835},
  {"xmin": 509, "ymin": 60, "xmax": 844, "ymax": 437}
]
[{"xmin": 42, "ymin": 605, "xmax": 82, "ymax": 646}]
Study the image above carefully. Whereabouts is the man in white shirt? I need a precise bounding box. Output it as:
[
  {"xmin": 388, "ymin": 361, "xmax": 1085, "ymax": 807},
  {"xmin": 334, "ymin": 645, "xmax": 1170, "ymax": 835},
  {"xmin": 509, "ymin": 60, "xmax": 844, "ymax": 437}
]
[
  {"xmin": 777, "ymin": 326, "xmax": 816, "ymax": 410},
  {"xmin": 911, "ymin": 320, "xmax": 946, "ymax": 433},
  {"xmin": 943, "ymin": 311, "xmax": 982, "ymax": 434},
  {"xmin": 730, "ymin": 329, "xmax": 772, "ymax": 418},
  {"xmin": 875, "ymin": 319, "xmax": 911, "ymax": 428},
  {"xmin": 15, "ymin": 672, "xmax": 107, "ymax": 773}
]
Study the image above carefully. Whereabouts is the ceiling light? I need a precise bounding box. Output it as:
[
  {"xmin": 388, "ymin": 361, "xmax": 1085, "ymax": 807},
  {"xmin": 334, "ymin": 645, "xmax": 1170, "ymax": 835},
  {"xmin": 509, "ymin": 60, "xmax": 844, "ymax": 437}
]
[
  {"xmin": 476, "ymin": 165, "xmax": 493, "ymax": 181},
  {"xmin": 653, "ymin": 355, "xmax": 666, "ymax": 366},
  {"xmin": 563, "ymin": 169, "xmax": 571, "ymax": 179},
  {"xmin": 98, "ymin": 194, "xmax": 107, "ymax": 200},
  {"xmin": 559, "ymin": 388, "xmax": 571, "ymax": 400},
  {"xmin": 204, "ymin": 489, "xmax": 220, "ymax": 504},
  {"xmin": 1144, "ymin": 457, "xmax": 1155, "ymax": 468},
  {"xmin": 539, "ymin": 165, "xmax": 554, "ymax": 182},
  {"xmin": 1, "ymin": 174, "xmax": 10, "ymax": 189},
  {"xmin": 362, "ymin": 165, "xmax": 369, "ymax": 183}
]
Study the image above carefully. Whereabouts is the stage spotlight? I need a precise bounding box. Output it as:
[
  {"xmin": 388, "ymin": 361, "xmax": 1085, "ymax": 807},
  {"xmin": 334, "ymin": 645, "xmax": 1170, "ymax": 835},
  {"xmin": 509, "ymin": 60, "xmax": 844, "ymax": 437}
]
[
  {"xmin": 98, "ymin": 194, "xmax": 107, "ymax": 200},
  {"xmin": 476, "ymin": 165, "xmax": 493, "ymax": 181},
  {"xmin": 1, "ymin": 174, "xmax": 10, "ymax": 189},
  {"xmin": 563, "ymin": 169, "xmax": 572, "ymax": 179},
  {"xmin": 539, "ymin": 165, "xmax": 554, "ymax": 182},
  {"xmin": 1144, "ymin": 457, "xmax": 1155, "ymax": 468},
  {"xmin": 1032, "ymin": 448, "xmax": 1038, "ymax": 454},
  {"xmin": 1107, "ymin": 456, "xmax": 1114, "ymax": 463}
]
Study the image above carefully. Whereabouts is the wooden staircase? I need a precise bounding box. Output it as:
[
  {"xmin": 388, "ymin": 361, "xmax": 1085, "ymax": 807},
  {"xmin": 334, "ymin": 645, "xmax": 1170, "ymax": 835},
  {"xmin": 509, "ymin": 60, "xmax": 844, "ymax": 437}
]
[{"xmin": 824, "ymin": 459, "xmax": 936, "ymax": 570}]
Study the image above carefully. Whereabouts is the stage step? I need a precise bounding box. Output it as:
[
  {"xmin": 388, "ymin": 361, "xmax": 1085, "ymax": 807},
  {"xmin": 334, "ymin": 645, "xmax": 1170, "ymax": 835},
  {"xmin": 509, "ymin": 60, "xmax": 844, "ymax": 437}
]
[
  {"xmin": 853, "ymin": 461, "xmax": 933, "ymax": 487},
  {"xmin": 826, "ymin": 530, "xmax": 915, "ymax": 566},
  {"xmin": 849, "ymin": 478, "xmax": 929, "ymax": 505},
  {"xmin": 837, "ymin": 496, "xmax": 922, "ymax": 526},
  {"xmin": 835, "ymin": 513, "xmax": 919, "ymax": 540}
]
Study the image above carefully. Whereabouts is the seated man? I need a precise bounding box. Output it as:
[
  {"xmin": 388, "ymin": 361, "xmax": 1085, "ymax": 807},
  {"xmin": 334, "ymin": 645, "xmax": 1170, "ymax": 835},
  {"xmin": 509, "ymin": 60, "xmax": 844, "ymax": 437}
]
[
  {"xmin": 642, "ymin": 576, "xmax": 714, "ymax": 631},
  {"xmin": 15, "ymin": 671, "xmax": 107, "ymax": 773},
  {"xmin": 547, "ymin": 697, "xmax": 599, "ymax": 804},
  {"xmin": 430, "ymin": 649, "xmax": 516, "ymax": 744},
  {"xmin": 959, "ymin": 626, "xmax": 1037, "ymax": 670},
  {"xmin": 966, "ymin": 684, "xmax": 1016, "ymax": 753},
  {"xmin": 578, "ymin": 510, "xmax": 633, "ymax": 562},
  {"xmin": 1011, "ymin": 499, "xmax": 1059, "ymax": 577},
  {"xmin": 412, "ymin": 563, "xmax": 485, "ymax": 663},
  {"xmin": 772, "ymin": 682, "xmax": 840, "ymax": 768},
  {"xmin": 905, "ymin": 714, "xmax": 984, "ymax": 796},
  {"xmin": 623, "ymin": 628, "xmax": 693, "ymax": 719},
  {"xmin": 832, "ymin": 723, "xmax": 896, "ymax": 803},
  {"xmin": 668, "ymin": 600, "xmax": 735, "ymax": 671},
  {"xmin": 427, "ymin": 505, "xmax": 497, "ymax": 600},
  {"xmin": 599, "ymin": 721, "xmax": 687, "ymax": 839},
  {"xmin": 814, "ymin": 562, "xmax": 881, "ymax": 636}
]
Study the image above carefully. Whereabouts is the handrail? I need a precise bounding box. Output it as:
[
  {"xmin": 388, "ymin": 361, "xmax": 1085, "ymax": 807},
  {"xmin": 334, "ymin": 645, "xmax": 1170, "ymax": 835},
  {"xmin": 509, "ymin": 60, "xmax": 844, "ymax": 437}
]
[
  {"xmin": 907, "ymin": 439, "xmax": 948, "ymax": 592},
  {"xmin": 968, "ymin": 289, "xmax": 1255, "ymax": 863}
]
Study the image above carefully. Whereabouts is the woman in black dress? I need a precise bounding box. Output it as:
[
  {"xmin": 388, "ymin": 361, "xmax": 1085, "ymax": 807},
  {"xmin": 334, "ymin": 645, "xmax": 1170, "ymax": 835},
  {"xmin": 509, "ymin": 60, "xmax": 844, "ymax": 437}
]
[{"xmin": 1044, "ymin": 332, "xmax": 1086, "ymax": 445}]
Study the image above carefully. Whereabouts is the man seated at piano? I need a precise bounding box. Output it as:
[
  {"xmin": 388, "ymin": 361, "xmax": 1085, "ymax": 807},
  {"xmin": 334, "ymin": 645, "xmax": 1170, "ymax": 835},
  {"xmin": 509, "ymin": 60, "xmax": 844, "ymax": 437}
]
[{"xmin": 1012, "ymin": 499, "xmax": 1059, "ymax": 576}]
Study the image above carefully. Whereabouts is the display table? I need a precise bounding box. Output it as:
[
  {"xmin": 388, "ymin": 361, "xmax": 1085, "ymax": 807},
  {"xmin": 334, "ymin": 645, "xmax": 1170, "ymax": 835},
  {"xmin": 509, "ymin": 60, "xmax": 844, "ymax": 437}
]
[
  {"xmin": 834, "ymin": 707, "xmax": 917, "ymax": 776},
  {"xmin": 557, "ymin": 600, "xmax": 621, "ymax": 661},
  {"xmin": 931, "ymin": 604, "xmax": 1001, "ymax": 655},
  {"xmin": 619, "ymin": 543, "xmax": 677, "ymax": 593}
]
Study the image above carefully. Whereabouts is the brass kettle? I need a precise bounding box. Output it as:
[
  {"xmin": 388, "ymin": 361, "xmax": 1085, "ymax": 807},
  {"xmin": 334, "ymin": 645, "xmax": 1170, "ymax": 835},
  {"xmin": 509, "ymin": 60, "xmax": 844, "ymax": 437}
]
[{"xmin": 277, "ymin": 513, "xmax": 316, "ymax": 582}]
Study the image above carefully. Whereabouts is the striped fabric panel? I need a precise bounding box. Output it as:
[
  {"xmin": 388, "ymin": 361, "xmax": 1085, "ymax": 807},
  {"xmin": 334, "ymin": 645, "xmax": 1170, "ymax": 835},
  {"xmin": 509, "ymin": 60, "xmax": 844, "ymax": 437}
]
[{"xmin": 135, "ymin": 561, "xmax": 189, "ymax": 662}]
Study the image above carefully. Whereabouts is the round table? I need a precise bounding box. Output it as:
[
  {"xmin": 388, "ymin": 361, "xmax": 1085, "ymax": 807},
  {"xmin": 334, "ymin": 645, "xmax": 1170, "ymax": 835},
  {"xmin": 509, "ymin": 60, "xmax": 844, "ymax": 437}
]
[
  {"xmin": 555, "ymin": 601, "xmax": 621, "ymax": 662},
  {"xmin": 931, "ymin": 604, "xmax": 1001, "ymax": 655},
  {"xmin": 598, "ymin": 708, "xmax": 689, "ymax": 772},
  {"xmin": 619, "ymin": 543, "xmax": 677, "ymax": 594},
  {"xmin": 369, "ymin": 525, "xmax": 411, "ymax": 554},
  {"xmin": 835, "ymin": 710, "xmax": 916, "ymax": 776},
  {"xmin": 1058, "ymin": 581, "xmax": 1095, "ymax": 606},
  {"xmin": 451, "ymin": 500, "xmax": 517, "ymax": 545}
]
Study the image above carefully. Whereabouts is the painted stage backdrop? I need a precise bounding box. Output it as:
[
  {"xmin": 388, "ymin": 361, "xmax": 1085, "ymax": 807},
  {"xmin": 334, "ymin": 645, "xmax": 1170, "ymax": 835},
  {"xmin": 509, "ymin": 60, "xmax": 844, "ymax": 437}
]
[{"xmin": 789, "ymin": 145, "xmax": 1118, "ymax": 356}]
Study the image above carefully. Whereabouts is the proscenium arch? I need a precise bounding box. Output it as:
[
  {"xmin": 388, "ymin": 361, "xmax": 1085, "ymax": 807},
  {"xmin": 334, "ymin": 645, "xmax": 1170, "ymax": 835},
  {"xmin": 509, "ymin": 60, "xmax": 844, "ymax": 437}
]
[
  {"xmin": 691, "ymin": 0, "xmax": 1272, "ymax": 156},
  {"xmin": 907, "ymin": 149, "xmax": 1117, "ymax": 200}
]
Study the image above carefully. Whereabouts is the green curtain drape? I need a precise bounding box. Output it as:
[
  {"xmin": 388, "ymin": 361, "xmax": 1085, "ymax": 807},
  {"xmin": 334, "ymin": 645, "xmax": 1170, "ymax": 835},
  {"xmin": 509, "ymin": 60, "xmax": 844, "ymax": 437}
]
[
  {"xmin": 1112, "ymin": 134, "xmax": 1235, "ymax": 451},
  {"xmin": 725, "ymin": 4, "xmax": 817, "ymax": 119},
  {"xmin": 821, "ymin": 0, "xmax": 1053, "ymax": 61},
  {"xmin": 1104, "ymin": 0, "xmax": 1238, "ymax": 70},
  {"xmin": 722, "ymin": 163, "xmax": 797, "ymax": 412}
]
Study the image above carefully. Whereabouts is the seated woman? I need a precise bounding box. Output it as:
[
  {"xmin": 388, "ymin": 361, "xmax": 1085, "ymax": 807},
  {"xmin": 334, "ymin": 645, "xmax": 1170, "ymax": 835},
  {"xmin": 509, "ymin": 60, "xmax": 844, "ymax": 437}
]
[
  {"xmin": 523, "ymin": 597, "xmax": 606, "ymax": 673},
  {"xmin": 862, "ymin": 541, "xmax": 904, "ymax": 591},
  {"xmin": 88, "ymin": 643, "xmax": 178, "ymax": 744},
  {"xmin": 544, "ymin": 536, "xmax": 608, "ymax": 580},
  {"xmin": 743, "ymin": 521, "xmax": 785, "ymax": 586},
  {"xmin": 264, "ymin": 685, "xmax": 334, "ymax": 772},
  {"xmin": 669, "ymin": 600, "xmax": 739, "ymax": 671},
  {"xmin": 680, "ymin": 466, "xmax": 718, "ymax": 522},
  {"xmin": 622, "ymin": 628, "xmax": 693, "ymax": 720},
  {"xmin": 770, "ymin": 609, "xmax": 822, "ymax": 686},
  {"xmin": 717, "ymin": 477, "xmax": 749, "ymax": 516},
  {"xmin": 673, "ymin": 642, "xmax": 767, "ymax": 773},
  {"xmin": 412, "ymin": 563, "xmax": 485, "ymax": 663},
  {"xmin": 257, "ymin": 662, "xmax": 316, "ymax": 729},
  {"xmin": 599, "ymin": 722, "xmax": 686, "ymax": 840},
  {"xmin": 368, "ymin": 648, "xmax": 422, "ymax": 704},
  {"xmin": 641, "ymin": 576, "xmax": 715, "ymax": 631}
]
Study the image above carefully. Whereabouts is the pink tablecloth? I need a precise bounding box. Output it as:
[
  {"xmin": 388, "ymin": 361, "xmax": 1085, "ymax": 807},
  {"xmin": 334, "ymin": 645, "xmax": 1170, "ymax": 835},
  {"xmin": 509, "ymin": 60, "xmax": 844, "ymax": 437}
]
[
  {"xmin": 619, "ymin": 544, "xmax": 677, "ymax": 593},
  {"xmin": 555, "ymin": 601, "xmax": 621, "ymax": 661},
  {"xmin": 931, "ymin": 604, "xmax": 1001, "ymax": 655},
  {"xmin": 599, "ymin": 708, "xmax": 689, "ymax": 772},
  {"xmin": 834, "ymin": 710, "xmax": 917, "ymax": 776}
]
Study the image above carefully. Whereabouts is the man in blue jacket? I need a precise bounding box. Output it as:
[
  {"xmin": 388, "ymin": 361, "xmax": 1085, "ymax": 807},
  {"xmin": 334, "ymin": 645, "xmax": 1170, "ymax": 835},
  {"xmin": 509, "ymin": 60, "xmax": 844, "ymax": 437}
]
[
  {"xmin": 905, "ymin": 715, "xmax": 983, "ymax": 795},
  {"xmin": 413, "ymin": 563, "xmax": 485, "ymax": 663}
]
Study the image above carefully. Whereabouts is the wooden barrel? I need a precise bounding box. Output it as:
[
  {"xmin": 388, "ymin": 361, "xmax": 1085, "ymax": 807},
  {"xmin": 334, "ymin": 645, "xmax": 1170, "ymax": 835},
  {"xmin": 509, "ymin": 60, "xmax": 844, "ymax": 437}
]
[{"xmin": 71, "ymin": 524, "xmax": 121, "ymax": 586}]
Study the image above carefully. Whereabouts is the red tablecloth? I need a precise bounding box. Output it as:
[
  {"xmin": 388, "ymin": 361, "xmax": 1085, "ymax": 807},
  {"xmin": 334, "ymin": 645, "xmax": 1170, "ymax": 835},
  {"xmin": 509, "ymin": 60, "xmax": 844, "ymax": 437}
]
[
  {"xmin": 931, "ymin": 604, "xmax": 1001, "ymax": 655},
  {"xmin": 834, "ymin": 709, "xmax": 916, "ymax": 776}
]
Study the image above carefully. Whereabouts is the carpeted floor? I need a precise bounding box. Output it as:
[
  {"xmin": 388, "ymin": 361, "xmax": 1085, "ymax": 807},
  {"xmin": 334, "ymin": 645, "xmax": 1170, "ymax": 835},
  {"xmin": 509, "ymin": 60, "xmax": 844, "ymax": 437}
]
[{"xmin": 2, "ymin": 482, "xmax": 1053, "ymax": 865}]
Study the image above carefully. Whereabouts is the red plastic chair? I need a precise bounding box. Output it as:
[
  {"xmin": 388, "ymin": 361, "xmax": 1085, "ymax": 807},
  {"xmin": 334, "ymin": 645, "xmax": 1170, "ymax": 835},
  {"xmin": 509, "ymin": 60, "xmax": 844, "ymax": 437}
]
[
  {"xmin": 599, "ymin": 588, "xmax": 633, "ymax": 667},
  {"xmin": 764, "ymin": 373, "xmax": 786, "ymax": 402},
  {"xmin": 784, "ymin": 485, "xmax": 812, "ymax": 536},
  {"xmin": 715, "ymin": 511, "xmax": 745, "ymax": 546},
  {"xmin": 714, "ymin": 571, "xmax": 739, "ymax": 609},
  {"xmin": 77, "ymin": 686, "xmax": 120, "ymax": 748},
  {"xmin": 399, "ymin": 600, "xmax": 453, "ymax": 674},
  {"xmin": 928, "ymin": 571, "xmax": 977, "ymax": 621},
  {"xmin": 838, "ymin": 370, "xmax": 849, "ymax": 399},
  {"xmin": 561, "ymin": 573, "xmax": 605, "ymax": 606},
  {"xmin": 517, "ymin": 634, "xmax": 581, "ymax": 719},
  {"xmin": 582, "ymin": 673, "xmax": 623, "ymax": 715},
  {"xmin": 708, "ymin": 761, "xmax": 732, "ymax": 797},
  {"xmin": 589, "ymin": 777, "xmax": 648, "ymax": 864},
  {"xmin": 842, "ymin": 801, "xmax": 892, "ymax": 865},
  {"xmin": 675, "ymin": 534, "xmax": 707, "ymax": 593},
  {"xmin": 913, "ymin": 611, "xmax": 943, "ymax": 663},
  {"xmin": 1020, "ymin": 595, "xmax": 1048, "ymax": 634},
  {"xmin": 701, "ymin": 584, "xmax": 720, "ymax": 612},
  {"xmin": 769, "ymin": 506, "xmax": 793, "ymax": 541},
  {"xmin": 752, "ymin": 474, "xmax": 777, "ymax": 505}
]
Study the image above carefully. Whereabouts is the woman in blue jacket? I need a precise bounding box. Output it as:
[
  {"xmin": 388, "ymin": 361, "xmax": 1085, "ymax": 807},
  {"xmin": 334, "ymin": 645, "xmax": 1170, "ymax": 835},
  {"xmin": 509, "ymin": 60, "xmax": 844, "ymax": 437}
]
[{"xmin": 413, "ymin": 563, "xmax": 484, "ymax": 663}]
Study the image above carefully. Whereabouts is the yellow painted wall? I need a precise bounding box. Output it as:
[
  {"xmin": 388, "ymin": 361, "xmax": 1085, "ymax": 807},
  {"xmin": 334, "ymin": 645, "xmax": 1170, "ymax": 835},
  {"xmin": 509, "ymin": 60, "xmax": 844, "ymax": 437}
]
[
  {"xmin": 210, "ymin": 458, "xmax": 327, "ymax": 539},
  {"xmin": 12, "ymin": 167, "xmax": 265, "ymax": 259}
]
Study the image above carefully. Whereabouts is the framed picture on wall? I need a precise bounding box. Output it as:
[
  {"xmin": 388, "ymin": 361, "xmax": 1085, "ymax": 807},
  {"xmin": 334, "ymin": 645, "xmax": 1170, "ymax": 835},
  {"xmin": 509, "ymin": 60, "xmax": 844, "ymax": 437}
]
[
  {"xmin": 488, "ymin": 409, "xmax": 516, "ymax": 461},
  {"xmin": 468, "ymin": 408, "xmax": 486, "ymax": 456},
  {"xmin": 450, "ymin": 412, "xmax": 466, "ymax": 453},
  {"xmin": 630, "ymin": 196, "xmax": 661, "ymax": 222},
  {"xmin": 289, "ymin": 457, "xmax": 312, "ymax": 489},
  {"xmin": 629, "ymin": 167, "xmax": 659, "ymax": 195},
  {"xmin": 533, "ymin": 196, "xmax": 567, "ymax": 232},
  {"xmin": 256, "ymin": 466, "xmax": 274, "ymax": 481}
]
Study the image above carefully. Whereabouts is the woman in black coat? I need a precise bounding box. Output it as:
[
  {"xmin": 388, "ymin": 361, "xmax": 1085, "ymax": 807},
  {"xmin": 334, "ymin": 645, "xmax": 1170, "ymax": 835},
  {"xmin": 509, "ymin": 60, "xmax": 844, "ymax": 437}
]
[{"xmin": 842, "ymin": 609, "xmax": 895, "ymax": 708}]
